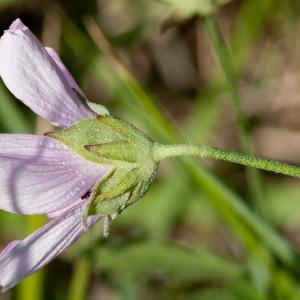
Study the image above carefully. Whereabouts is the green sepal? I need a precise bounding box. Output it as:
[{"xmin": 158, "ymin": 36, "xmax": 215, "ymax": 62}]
[
  {"xmin": 86, "ymin": 101, "xmax": 110, "ymax": 116},
  {"xmin": 89, "ymin": 168, "xmax": 139, "ymax": 214},
  {"xmin": 48, "ymin": 116, "xmax": 159, "ymax": 226},
  {"xmin": 84, "ymin": 141, "xmax": 138, "ymax": 163},
  {"xmin": 47, "ymin": 116, "xmax": 155, "ymax": 167}
]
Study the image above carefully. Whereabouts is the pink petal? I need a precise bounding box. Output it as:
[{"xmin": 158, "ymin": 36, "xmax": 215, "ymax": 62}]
[
  {"xmin": 0, "ymin": 204, "xmax": 100, "ymax": 291},
  {"xmin": 0, "ymin": 19, "xmax": 94, "ymax": 127},
  {"xmin": 0, "ymin": 134, "xmax": 111, "ymax": 214},
  {"xmin": 46, "ymin": 47, "xmax": 110, "ymax": 117},
  {"xmin": 0, "ymin": 241, "xmax": 20, "ymax": 259},
  {"xmin": 47, "ymin": 198, "xmax": 85, "ymax": 218},
  {"xmin": 45, "ymin": 47, "xmax": 86, "ymax": 98}
]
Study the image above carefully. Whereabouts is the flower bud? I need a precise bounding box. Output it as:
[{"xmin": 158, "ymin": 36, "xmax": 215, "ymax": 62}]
[{"xmin": 47, "ymin": 116, "xmax": 159, "ymax": 219}]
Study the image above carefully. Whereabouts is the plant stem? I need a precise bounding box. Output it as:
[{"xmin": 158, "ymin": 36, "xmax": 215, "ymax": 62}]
[
  {"xmin": 16, "ymin": 216, "xmax": 45, "ymax": 300},
  {"xmin": 67, "ymin": 257, "xmax": 91, "ymax": 300},
  {"xmin": 204, "ymin": 16, "xmax": 263, "ymax": 209},
  {"xmin": 154, "ymin": 144, "xmax": 300, "ymax": 179}
]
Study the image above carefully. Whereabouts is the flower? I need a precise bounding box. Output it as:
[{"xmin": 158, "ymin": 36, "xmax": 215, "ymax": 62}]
[
  {"xmin": 0, "ymin": 19, "xmax": 113, "ymax": 291},
  {"xmin": 0, "ymin": 17, "xmax": 161, "ymax": 292}
]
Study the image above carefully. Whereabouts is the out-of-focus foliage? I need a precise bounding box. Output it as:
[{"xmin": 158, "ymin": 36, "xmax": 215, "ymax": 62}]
[
  {"xmin": 161, "ymin": 0, "xmax": 235, "ymax": 17},
  {"xmin": 95, "ymin": 240, "xmax": 242, "ymax": 281},
  {"xmin": 0, "ymin": 0, "xmax": 20, "ymax": 9},
  {"xmin": 1, "ymin": 0, "xmax": 300, "ymax": 299}
]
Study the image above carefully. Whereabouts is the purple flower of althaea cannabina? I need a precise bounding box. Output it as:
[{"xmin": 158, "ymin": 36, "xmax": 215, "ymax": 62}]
[
  {"xmin": 0, "ymin": 19, "xmax": 113, "ymax": 291},
  {"xmin": 2, "ymin": 16, "xmax": 299, "ymax": 295},
  {"xmin": 0, "ymin": 18, "xmax": 164, "ymax": 292}
]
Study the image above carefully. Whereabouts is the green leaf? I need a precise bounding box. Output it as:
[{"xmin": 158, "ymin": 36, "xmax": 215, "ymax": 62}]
[
  {"xmin": 95, "ymin": 240, "xmax": 243, "ymax": 282},
  {"xmin": 0, "ymin": 84, "xmax": 32, "ymax": 133}
]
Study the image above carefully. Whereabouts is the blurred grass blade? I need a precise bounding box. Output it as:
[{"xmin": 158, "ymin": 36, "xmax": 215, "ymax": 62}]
[
  {"xmin": 68, "ymin": 257, "xmax": 91, "ymax": 300},
  {"xmin": 204, "ymin": 16, "xmax": 263, "ymax": 211},
  {"xmin": 0, "ymin": 84, "xmax": 32, "ymax": 133},
  {"xmin": 16, "ymin": 216, "xmax": 45, "ymax": 300},
  {"xmin": 95, "ymin": 240, "xmax": 243, "ymax": 281},
  {"xmin": 231, "ymin": 0, "xmax": 275, "ymax": 71}
]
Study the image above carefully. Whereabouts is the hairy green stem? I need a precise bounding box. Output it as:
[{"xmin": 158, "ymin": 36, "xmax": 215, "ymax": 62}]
[
  {"xmin": 154, "ymin": 144, "xmax": 300, "ymax": 179},
  {"xmin": 204, "ymin": 16, "xmax": 263, "ymax": 208}
]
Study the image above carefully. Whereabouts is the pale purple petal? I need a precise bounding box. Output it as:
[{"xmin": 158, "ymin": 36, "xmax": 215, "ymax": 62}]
[
  {"xmin": 0, "ymin": 134, "xmax": 111, "ymax": 214},
  {"xmin": 45, "ymin": 47, "xmax": 110, "ymax": 117},
  {"xmin": 45, "ymin": 47, "xmax": 86, "ymax": 97},
  {"xmin": 0, "ymin": 204, "xmax": 100, "ymax": 291},
  {"xmin": 0, "ymin": 19, "xmax": 94, "ymax": 127},
  {"xmin": 47, "ymin": 198, "xmax": 85, "ymax": 218},
  {"xmin": 0, "ymin": 241, "xmax": 20, "ymax": 259}
]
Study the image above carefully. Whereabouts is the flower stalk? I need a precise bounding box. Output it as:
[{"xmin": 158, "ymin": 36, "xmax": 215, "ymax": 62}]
[
  {"xmin": 153, "ymin": 144, "xmax": 300, "ymax": 179},
  {"xmin": 204, "ymin": 15, "xmax": 263, "ymax": 209}
]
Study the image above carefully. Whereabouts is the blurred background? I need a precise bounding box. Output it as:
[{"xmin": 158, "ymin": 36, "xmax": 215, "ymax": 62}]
[{"xmin": 1, "ymin": 0, "xmax": 300, "ymax": 299}]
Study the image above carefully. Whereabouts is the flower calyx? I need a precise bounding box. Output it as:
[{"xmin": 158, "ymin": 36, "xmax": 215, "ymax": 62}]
[{"xmin": 47, "ymin": 115, "xmax": 159, "ymax": 226}]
